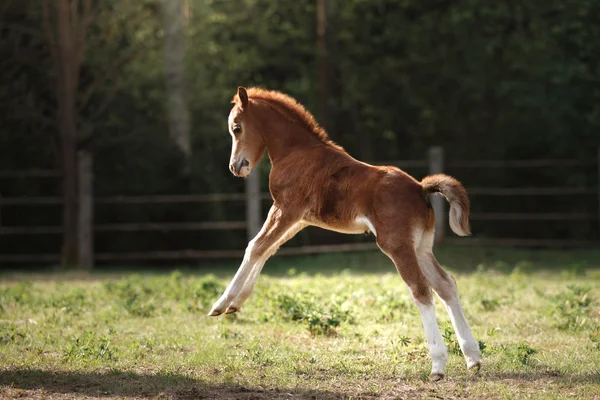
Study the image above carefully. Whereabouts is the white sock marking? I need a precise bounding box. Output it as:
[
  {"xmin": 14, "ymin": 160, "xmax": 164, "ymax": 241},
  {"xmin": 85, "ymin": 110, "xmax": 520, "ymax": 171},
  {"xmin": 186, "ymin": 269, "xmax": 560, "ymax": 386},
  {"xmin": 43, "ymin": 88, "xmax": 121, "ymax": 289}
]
[{"xmin": 415, "ymin": 300, "xmax": 448, "ymax": 376}]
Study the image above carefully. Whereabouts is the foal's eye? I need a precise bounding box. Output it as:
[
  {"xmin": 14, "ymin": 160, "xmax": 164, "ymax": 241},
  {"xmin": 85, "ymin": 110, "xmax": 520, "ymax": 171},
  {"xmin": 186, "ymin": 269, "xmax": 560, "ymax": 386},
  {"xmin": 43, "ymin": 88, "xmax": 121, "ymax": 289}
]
[{"xmin": 232, "ymin": 125, "xmax": 242, "ymax": 134}]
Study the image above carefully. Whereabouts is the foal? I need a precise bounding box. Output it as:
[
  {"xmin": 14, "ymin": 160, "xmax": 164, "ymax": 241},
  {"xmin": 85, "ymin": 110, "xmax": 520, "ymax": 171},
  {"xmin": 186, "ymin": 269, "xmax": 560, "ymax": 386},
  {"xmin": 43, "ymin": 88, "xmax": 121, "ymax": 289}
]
[{"xmin": 209, "ymin": 87, "xmax": 481, "ymax": 380}]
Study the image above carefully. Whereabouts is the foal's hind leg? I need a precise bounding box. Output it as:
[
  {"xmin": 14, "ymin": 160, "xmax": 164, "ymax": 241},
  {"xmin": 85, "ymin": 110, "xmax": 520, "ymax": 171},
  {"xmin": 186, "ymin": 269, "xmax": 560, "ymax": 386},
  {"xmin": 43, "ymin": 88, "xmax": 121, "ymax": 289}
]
[
  {"xmin": 377, "ymin": 236, "xmax": 448, "ymax": 380},
  {"xmin": 416, "ymin": 232, "xmax": 481, "ymax": 370}
]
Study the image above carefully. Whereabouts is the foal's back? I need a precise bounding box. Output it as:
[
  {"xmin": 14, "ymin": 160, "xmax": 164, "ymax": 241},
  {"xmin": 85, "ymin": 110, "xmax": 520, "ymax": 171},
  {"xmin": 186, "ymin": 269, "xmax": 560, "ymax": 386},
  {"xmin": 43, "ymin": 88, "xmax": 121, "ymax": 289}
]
[{"xmin": 270, "ymin": 142, "xmax": 428, "ymax": 236}]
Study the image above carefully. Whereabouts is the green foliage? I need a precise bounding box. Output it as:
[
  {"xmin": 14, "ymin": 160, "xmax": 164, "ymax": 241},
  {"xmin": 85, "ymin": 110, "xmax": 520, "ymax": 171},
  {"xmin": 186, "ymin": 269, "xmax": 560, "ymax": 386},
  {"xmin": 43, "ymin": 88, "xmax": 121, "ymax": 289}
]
[
  {"xmin": 510, "ymin": 343, "xmax": 537, "ymax": 366},
  {"xmin": 562, "ymin": 263, "xmax": 588, "ymax": 279},
  {"xmin": 0, "ymin": 282, "xmax": 34, "ymax": 312},
  {"xmin": 590, "ymin": 326, "xmax": 600, "ymax": 351},
  {"xmin": 103, "ymin": 275, "xmax": 158, "ymax": 317},
  {"xmin": 477, "ymin": 340, "xmax": 487, "ymax": 355},
  {"xmin": 543, "ymin": 285, "xmax": 596, "ymax": 332},
  {"xmin": 243, "ymin": 337, "xmax": 278, "ymax": 366},
  {"xmin": 0, "ymin": 323, "xmax": 27, "ymax": 345},
  {"xmin": 492, "ymin": 342, "xmax": 537, "ymax": 366},
  {"xmin": 396, "ymin": 334, "xmax": 411, "ymax": 348},
  {"xmin": 48, "ymin": 288, "xmax": 88, "ymax": 316},
  {"xmin": 273, "ymin": 291, "xmax": 352, "ymax": 336},
  {"xmin": 101, "ymin": 272, "xmax": 226, "ymax": 317},
  {"xmin": 483, "ymin": 341, "xmax": 537, "ymax": 366},
  {"xmin": 441, "ymin": 323, "xmax": 462, "ymax": 356},
  {"xmin": 373, "ymin": 289, "xmax": 411, "ymax": 322},
  {"xmin": 512, "ymin": 261, "xmax": 534, "ymax": 276},
  {"xmin": 479, "ymin": 296, "xmax": 502, "ymax": 312},
  {"xmin": 64, "ymin": 330, "xmax": 115, "ymax": 361}
]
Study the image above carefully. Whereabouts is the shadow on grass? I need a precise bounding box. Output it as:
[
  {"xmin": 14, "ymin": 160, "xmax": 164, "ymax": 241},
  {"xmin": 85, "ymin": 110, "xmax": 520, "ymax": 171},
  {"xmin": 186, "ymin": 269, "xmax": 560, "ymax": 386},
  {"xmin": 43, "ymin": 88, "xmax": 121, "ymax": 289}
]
[
  {"xmin": 1, "ymin": 368, "xmax": 599, "ymax": 399},
  {"xmin": 481, "ymin": 370, "xmax": 600, "ymax": 383},
  {"xmin": 0, "ymin": 369, "xmax": 347, "ymax": 399}
]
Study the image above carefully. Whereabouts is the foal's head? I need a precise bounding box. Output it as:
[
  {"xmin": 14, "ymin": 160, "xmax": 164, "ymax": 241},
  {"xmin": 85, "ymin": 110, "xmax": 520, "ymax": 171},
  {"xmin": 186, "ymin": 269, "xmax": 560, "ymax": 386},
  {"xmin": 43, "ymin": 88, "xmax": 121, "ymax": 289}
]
[{"xmin": 227, "ymin": 87, "xmax": 266, "ymax": 177}]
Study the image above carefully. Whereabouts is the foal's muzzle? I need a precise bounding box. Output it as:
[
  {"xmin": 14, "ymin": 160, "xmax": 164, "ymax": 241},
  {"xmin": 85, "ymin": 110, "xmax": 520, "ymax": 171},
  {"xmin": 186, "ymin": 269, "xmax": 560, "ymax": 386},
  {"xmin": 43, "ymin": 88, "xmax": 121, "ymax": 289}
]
[{"xmin": 230, "ymin": 158, "xmax": 250, "ymax": 177}]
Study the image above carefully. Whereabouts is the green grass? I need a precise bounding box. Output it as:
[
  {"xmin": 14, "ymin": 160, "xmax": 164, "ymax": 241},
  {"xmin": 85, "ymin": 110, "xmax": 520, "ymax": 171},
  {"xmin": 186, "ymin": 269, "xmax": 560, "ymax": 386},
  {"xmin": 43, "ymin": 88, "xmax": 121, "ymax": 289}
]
[{"xmin": 1, "ymin": 246, "xmax": 600, "ymax": 399}]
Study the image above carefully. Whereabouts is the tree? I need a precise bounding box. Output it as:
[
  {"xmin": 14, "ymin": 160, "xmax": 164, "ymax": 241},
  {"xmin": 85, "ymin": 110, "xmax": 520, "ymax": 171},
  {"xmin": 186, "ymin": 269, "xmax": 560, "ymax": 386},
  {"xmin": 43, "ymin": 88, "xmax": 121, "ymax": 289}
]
[
  {"xmin": 162, "ymin": 0, "xmax": 191, "ymax": 160},
  {"xmin": 316, "ymin": 0, "xmax": 329, "ymax": 131},
  {"xmin": 41, "ymin": 0, "xmax": 92, "ymax": 267}
]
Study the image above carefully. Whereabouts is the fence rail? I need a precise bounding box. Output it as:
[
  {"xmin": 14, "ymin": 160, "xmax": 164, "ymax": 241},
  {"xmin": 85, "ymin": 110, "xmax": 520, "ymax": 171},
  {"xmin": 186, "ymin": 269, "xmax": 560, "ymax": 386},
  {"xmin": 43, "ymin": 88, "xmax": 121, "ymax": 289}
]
[
  {"xmin": 1, "ymin": 147, "xmax": 599, "ymax": 265},
  {"xmin": 0, "ymin": 221, "xmax": 247, "ymax": 235},
  {"xmin": 4, "ymin": 186, "xmax": 597, "ymax": 206},
  {"xmin": 0, "ymin": 169, "xmax": 61, "ymax": 178}
]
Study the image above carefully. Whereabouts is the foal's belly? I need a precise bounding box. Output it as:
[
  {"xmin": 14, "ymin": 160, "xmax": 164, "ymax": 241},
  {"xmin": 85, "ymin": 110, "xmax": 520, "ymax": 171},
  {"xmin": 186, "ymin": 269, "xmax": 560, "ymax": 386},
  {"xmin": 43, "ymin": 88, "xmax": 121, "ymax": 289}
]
[{"xmin": 302, "ymin": 216, "xmax": 376, "ymax": 236}]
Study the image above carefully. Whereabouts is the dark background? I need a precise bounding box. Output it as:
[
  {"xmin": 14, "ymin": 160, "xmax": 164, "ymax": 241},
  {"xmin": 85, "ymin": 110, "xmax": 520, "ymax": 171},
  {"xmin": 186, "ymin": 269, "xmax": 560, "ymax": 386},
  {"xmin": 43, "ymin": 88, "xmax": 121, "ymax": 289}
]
[{"xmin": 0, "ymin": 0, "xmax": 599, "ymax": 267}]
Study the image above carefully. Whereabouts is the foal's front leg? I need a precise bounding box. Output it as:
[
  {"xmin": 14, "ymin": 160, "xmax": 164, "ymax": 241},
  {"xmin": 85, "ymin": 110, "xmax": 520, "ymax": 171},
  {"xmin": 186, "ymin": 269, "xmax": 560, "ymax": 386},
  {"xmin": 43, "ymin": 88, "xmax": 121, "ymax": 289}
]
[
  {"xmin": 208, "ymin": 205, "xmax": 301, "ymax": 316},
  {"xmin": 225, "ymin": 221, "xmax": 306, "ymax": 313}
]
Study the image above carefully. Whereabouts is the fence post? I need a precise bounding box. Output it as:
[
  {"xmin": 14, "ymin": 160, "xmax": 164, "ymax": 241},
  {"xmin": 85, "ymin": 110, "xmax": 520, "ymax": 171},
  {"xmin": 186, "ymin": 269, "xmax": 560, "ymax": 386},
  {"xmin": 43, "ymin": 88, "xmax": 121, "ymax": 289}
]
[
  {"xmin": 245, "ymin": 169, "xmax": 262, "ymax": 242},
  {"xmin": 428, "ymin": 146, "xmax": 445, "ymax": 245},
  {"xmin": 77, "ymin": 150, "xmax": 94, "ymax": 268}
]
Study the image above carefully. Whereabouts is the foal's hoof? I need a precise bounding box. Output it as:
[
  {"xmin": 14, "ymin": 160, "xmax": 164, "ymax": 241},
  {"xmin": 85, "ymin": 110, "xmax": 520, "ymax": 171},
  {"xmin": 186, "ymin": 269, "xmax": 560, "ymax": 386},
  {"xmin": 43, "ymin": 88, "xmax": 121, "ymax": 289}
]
[
  {"xmin": 430, "ymin": 373, "xmax": 444, "ymax": 382},
  {"xmin": 225, "ymin": 306, "xmax": 238, "ymax": 314},
  {"xmin": 468, "ymin": 361, "xmax": 481, "ymax": 373},
  {"xmin": 208, "ymin": 308, "xmax": 223, "ymax": 317}
]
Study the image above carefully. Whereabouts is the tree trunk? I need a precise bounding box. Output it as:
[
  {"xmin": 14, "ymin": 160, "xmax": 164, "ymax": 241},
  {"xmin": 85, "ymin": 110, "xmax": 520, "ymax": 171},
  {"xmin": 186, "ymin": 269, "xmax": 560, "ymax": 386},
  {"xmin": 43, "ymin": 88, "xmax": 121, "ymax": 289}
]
[
  {"xmin": 163, "ymin": 0, "xmax": 191, "ymax": 159},
  {"xmin": 59, "ymin": 109, "xmax": 79, "ymax": 266},
  {"xmin": 56, "ymin": 0, "xmax": 79, "ymax": 267},
  {"xmin": 77, "ymin": 149, "xmax": 93, "ymax": 268},
  {"xmin": 43, "ymin": 0, "xmax": 92, "ymax": 267},
  {"xmin": 316, "ymin": 0, "xmax": 329, "ymax": 132}
]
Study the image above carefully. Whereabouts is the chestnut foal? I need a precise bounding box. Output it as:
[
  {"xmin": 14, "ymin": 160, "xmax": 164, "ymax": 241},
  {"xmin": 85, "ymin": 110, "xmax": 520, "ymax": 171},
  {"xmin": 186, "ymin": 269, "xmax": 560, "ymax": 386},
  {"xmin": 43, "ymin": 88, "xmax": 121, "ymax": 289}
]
[{"xmin": 209, "ymin": 87, "xmax": 481, "ymax": 380}]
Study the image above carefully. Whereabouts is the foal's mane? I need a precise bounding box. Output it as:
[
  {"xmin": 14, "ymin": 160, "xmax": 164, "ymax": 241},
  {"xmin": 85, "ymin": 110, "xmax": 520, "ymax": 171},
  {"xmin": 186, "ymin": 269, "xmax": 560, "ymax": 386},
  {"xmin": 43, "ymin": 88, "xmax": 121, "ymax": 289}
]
[{"xmin": 235, "ymin": 88, "xmax": 341, "ymax": 148}]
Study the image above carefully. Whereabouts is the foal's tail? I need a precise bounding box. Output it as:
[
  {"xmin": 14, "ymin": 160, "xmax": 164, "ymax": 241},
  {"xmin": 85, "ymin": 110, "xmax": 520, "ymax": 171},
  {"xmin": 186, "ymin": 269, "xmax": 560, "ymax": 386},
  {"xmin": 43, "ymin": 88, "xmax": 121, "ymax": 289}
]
[{"xmin": 421, "ymin": 174, "xmax": 471, "ymax": 236}]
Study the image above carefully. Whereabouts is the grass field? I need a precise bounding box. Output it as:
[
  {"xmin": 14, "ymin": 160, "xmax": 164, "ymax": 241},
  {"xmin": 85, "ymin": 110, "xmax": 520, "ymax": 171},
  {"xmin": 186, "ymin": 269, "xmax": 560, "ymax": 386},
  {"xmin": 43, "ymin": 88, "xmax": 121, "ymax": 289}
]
[{"xmin": 1, "ymin": 246, "xmax": 600, "ymax": 399}]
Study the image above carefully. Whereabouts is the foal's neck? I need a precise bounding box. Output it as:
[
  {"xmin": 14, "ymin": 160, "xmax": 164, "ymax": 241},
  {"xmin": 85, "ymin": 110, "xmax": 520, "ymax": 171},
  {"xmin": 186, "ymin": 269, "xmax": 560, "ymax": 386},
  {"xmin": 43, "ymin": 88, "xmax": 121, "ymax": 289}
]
[{"xmin": 253, "ymin": 101, "xmax": 328, "ymax": 164}]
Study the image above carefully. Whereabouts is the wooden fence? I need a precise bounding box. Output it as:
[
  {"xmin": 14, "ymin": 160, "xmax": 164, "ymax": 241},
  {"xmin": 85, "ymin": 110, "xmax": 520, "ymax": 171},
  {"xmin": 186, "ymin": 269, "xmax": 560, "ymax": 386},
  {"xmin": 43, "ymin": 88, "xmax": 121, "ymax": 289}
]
[{"xmin": 1, "ymin": 147, "xmax": 599, "ymax": 266}]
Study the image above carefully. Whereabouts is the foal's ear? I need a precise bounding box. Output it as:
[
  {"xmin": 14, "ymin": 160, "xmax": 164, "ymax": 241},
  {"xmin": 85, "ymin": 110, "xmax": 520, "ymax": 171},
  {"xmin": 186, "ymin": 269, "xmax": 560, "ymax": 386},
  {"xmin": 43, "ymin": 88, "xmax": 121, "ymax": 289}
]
[{"xmin": 237, "ymin": 86, "xmax": 249, "ymax": 109}]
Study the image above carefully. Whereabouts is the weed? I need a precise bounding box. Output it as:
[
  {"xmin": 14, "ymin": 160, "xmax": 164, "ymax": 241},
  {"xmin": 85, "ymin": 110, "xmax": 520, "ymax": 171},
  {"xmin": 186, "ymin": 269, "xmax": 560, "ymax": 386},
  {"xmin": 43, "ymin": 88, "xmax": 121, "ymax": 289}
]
[
  {"xmin": 243, "ymin": 338, "xmax": 277, "ymax": 366},
  {"xmin": 274, "ymin": 292, "xmax": 352, "ymax": 336},
  {"xmin": 305, "ymin": 309, "xmax": 343, "ymax": 336},
  {"xmin": 0, "ymin": 323, "xmax": 27, "ymax": 345},
  {"xmin": 374, "ymin": 289, "xmax": 411, "ymax": 322},
  {"xmin": 590, "ymin": 326, "xmax": 600, "ymax": 350},
  {"xmin": 276, "ymin": 292, "xmax": 307, "ymax": 322},
  {"xmin": 479, "ymin": 297, "xmax": 501, "ymax": 312},
  {"xmin": 193, "ymin": 275, "xmax": 227, "ymax": 309},
  {"xmin": 486, "ymin": 327, "xmax": 501, "ymax": 337},
  {"xmin": 491, "ymin": 261, "xmax": 512, "ymax": 273},
  {"xmin": 48, "ymin": 288, "xmax": 87, "ymax": 315},
  {"xmin": 103, "ymin": 276, "xmax": 156, "ymax": 317},
  {"xmin": 396, "ymin": 334, "xmax": 411, "ymax": 347},
  {"xmin": 562, "ymin": 262, "xmax": 587, "ymax": 278},
  {"xmin": 441, "ymin": 323, "xmax": 461, "ymax": 355},
  {"xmin": 509, "ymin": 342, "xmax": 537, "ymax": 365},
  {"xmin": 64, "ymin": 330, "xmax": 114, "ymax": 361},
  {"xmin": 487, "ymin": 342, "xmax": 537, "ymax": 366},
  {"xmin": 512, "ymin": 261, "xmax": 534, "ymax": 275},
  {"xmin": 544, "ymin": 285, "xmax": 595, "ymax": 332},
  {"xmin": 218, "ymin": 327, "xmax": 243, "ymax": 340},
  {"xmin": 387, "ymin": 333, "xmax": 413, "ymax": 364},
  {"xmin": 0, "ymin": 281, "xmax": 34, "ymax": 309},
  {"xmin": 478, "ymin": 340, "xmax": 487, "ymax": 354}
]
